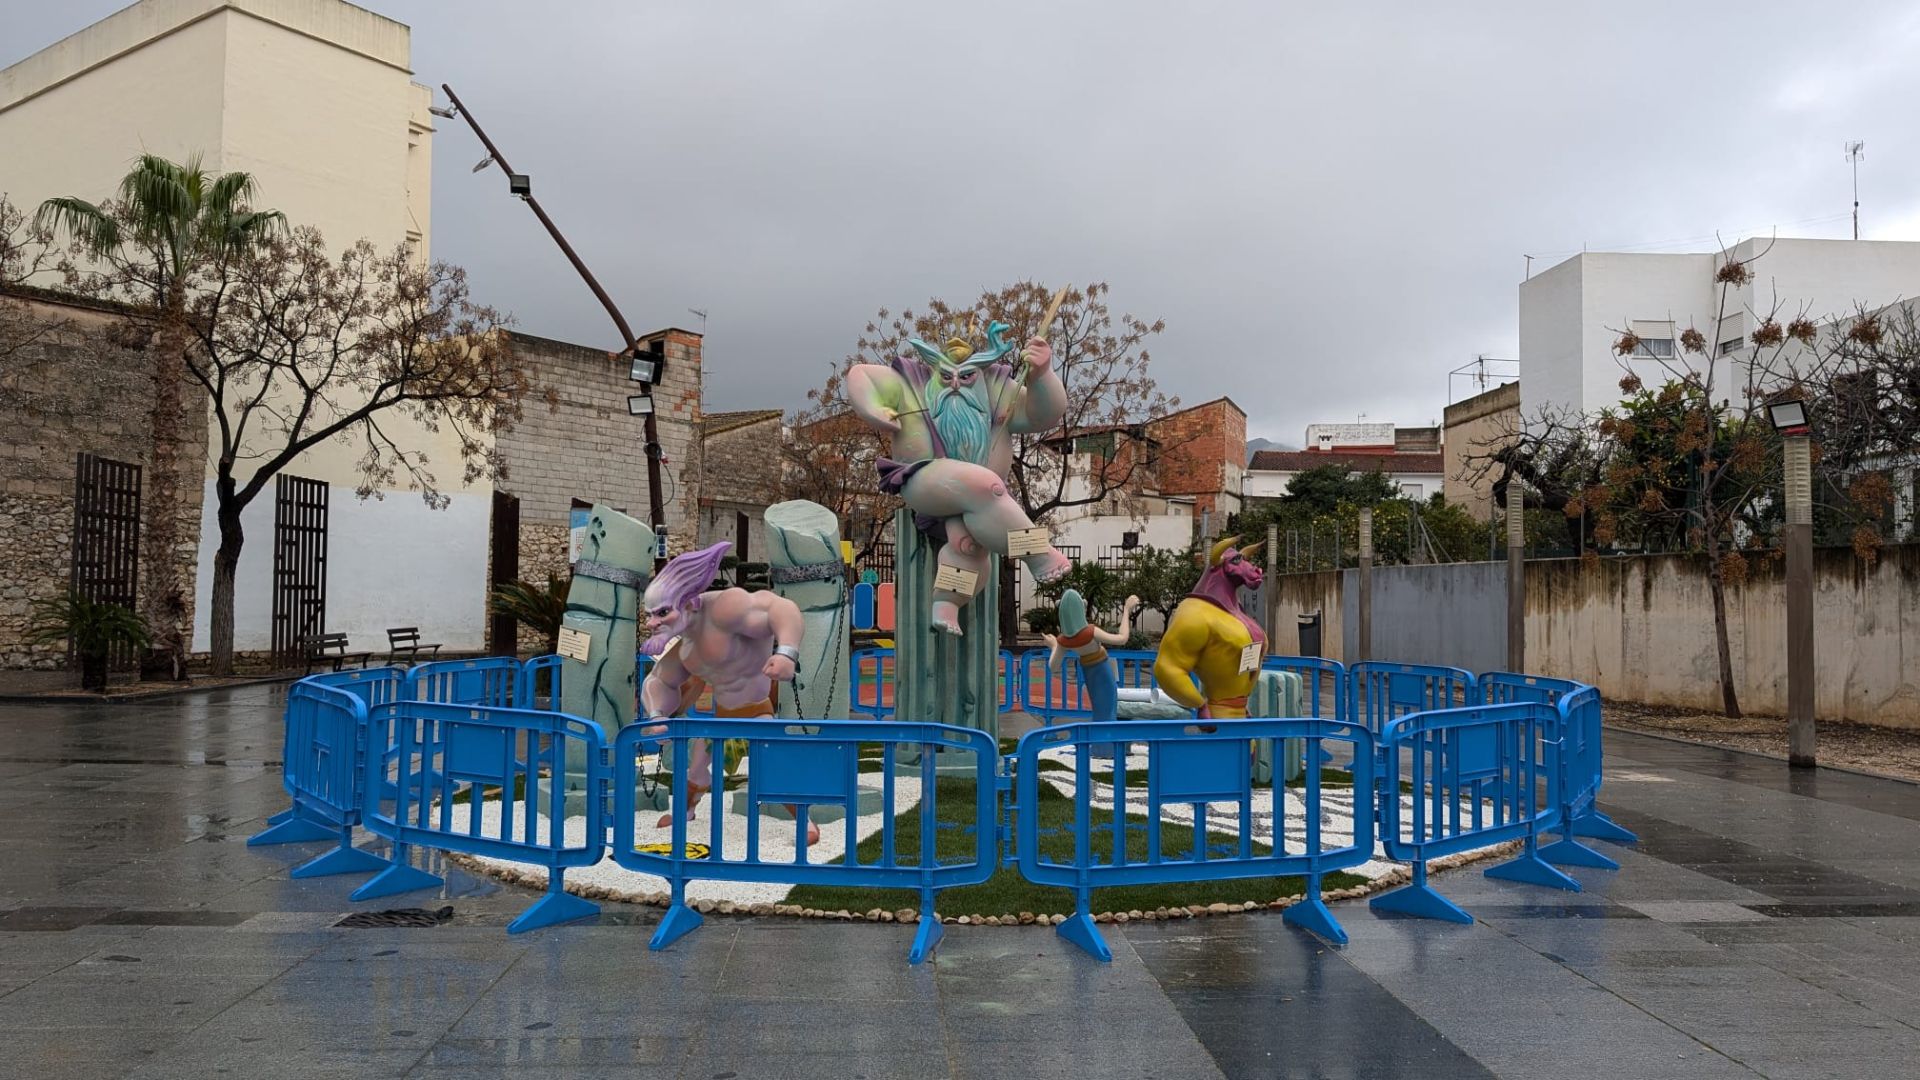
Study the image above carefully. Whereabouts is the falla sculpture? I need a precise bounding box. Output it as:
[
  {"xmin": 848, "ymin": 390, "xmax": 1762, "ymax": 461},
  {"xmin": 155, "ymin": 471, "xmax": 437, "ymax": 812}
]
[
  {"xmin": 1152, "ymin": 536, "xmax": 1267, "ymax": 718},
  {"xmin": 1043, "ymin": 589, "xmax": 1140, "ymax": 723},
  {"xmin": 637, "ymin": 541, "xmax": 817, "ymax": 843},
  {"xmin": 845, "ymin": 319, "xmax": 1074, "ymax": 635}
]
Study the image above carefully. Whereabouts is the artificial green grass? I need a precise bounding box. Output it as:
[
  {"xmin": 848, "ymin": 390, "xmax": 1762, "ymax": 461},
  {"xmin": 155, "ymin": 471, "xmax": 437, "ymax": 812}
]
[{"xmin": 785, "ymin": 775, "xmax": 1367, "ymax": 916}]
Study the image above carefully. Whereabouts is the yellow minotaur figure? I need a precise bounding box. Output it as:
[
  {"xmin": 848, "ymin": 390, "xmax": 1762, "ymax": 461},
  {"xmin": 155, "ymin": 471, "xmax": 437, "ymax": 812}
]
[{"xmin": 1152, "ymin": 536, "xmax": 1267, "ymax": 718}]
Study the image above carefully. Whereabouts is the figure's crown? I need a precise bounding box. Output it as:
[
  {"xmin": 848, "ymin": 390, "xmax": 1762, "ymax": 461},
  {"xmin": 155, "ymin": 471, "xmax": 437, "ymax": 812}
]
[{"xmin": 942, "ymin": 337, "xmax": 973, "ymax": 363}]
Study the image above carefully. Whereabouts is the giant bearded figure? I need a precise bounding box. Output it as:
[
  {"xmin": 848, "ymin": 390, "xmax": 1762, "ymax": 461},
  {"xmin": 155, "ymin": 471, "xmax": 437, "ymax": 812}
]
[
  {"xmin": 1153, "ymin": 536, "xmax": 1267, "ymax": 719},
  {"xmin": 638, "ymin": 542, "xmax": 812, "ymax": 839},
  {"xmin": 845, "ymin": 322, "xmax": 1073, "ymax": 634}
]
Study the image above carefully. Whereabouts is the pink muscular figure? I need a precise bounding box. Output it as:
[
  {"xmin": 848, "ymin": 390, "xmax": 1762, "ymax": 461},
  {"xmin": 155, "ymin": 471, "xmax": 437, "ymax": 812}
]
[
  {"xmin": 639, "ymin": 541, "xmax": 817, "ymax": 843},
  {"xmin": 845, "ymin": 320, "xmax": 1073, "ymax": 635}
]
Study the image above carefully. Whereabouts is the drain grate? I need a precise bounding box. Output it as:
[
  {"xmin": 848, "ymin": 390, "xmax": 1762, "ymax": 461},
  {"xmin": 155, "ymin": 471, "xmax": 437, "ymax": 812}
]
[{"xmin": 334, "ymin": 906, "xmax": 454, "ymax": 929}]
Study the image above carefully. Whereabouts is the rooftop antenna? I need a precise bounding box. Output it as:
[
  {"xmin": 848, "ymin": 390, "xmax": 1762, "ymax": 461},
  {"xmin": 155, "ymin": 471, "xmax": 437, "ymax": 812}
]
[
  {"xmin": 687, "ymin": 306, "xmax": 708, "ymax": 333},
  {"xmin": 1846, "ymin": 141, "xmax": 1865, "ymax": 239}
]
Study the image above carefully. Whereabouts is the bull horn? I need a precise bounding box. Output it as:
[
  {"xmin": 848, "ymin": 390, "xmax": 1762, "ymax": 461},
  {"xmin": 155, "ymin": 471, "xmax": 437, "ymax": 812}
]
[
  {"xmin": 1209, "ymin": 535, "xmax": 1240, "ymax": 567},
  {"xmin": 1239, "ymin": 539, "xmax": 1265, "ymax": 560}
]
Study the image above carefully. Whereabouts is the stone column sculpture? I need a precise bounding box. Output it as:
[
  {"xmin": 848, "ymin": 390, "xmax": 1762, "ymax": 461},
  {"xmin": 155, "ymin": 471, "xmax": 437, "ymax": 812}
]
[
  {"xmin": 894, "ymin": 507, "xmax": 1001, "ymax": 747},
  {"xmin": 559, "ymin": 504, "xmax": 655, "ymax": 799},
  {"xmin": 764, "ymin": 500, "xmax": 851, "ymax": 721}
]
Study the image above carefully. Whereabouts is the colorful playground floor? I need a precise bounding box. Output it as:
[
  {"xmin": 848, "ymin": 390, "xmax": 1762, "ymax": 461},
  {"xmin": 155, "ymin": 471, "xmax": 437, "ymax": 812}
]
[{"xmin": 5, "ymin": 684, "xmax": 1920, "ymax": 1078}]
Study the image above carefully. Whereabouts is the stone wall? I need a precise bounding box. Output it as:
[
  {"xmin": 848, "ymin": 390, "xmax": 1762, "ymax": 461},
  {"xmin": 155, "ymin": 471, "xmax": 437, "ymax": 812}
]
[
  {"xmin": 0, "ymin": 294, "xmax": 207, "ymax": 677},
  {"xmin": 697, "ymin": 411, "xmax": 784, "ymax": 562},
  {"xmin": 494, "ymin": 327, "xmax": 703, "ymax": 547}
]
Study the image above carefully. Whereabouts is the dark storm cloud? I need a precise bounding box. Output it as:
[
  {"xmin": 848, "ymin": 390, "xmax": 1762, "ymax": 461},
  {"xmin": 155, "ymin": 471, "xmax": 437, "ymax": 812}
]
[{"xmin": 9, "ymin": 1, "xmax": 1919, "ymax": 443}]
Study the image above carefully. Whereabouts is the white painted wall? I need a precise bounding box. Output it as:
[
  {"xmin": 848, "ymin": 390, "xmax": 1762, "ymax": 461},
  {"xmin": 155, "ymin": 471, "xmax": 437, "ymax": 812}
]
[
  {"xmin": 190, "ymin": 480, "xmax": 489, "ymax": 654},
  {"xmin": 1521, "ymin": 238, "xmax": 1920, "ymax": 421}
]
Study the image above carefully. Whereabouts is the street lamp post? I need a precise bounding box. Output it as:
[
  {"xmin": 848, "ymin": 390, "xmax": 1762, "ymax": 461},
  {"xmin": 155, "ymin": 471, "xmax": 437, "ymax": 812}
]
[
  {"xmin": 439, "ymin": 84, "xmax": 668, "ymax": 567},
  {"xmin": 1767, "ymin": 398, "xmax": 1815, "ymax": 768}
]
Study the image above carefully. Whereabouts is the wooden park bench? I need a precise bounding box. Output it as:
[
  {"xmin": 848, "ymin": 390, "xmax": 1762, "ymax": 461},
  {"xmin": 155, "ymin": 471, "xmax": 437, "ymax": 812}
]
[
  {"xmin": 386, "ymin": 626, "xmax": 442, "ymax": 666},
  {"xmin": 303, "ymin": 633, "xmax": 372, "ymax": 673}
]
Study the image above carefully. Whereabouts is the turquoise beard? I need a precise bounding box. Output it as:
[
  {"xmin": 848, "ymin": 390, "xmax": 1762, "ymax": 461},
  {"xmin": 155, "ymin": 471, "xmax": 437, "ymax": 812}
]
[{"xmin": 931, "ymin": 385, "xmax": 991, "ymax": 464}]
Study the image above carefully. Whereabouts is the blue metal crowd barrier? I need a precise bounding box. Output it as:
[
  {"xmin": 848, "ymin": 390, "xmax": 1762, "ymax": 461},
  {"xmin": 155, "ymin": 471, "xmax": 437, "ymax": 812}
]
[
  {"xmin": 1350, "ymin": 661, "xmax": 1478, "ymax": 738},
  {"xmin": 249, "ymin": 667, "xmax": 409, "ymax": 845},
  {"xmin": 362, "ymin": 700, "xmax": 608, "ymax": 932},
  {"xmin": 521, "ymin": 654, "xmax": 565, "ymax": 709},
  {"xmin": 248, "ymin": 682, "xmax": 389, "ymax": 879},
  {"xmin": 1481, "ymin": 673, "xmax": 1638, "ymax": 852},
  {"xmin": 259, "ymin": 647, "xmax": 1634, "ymax": 959},
  {"xmin": 410, "ymin": 656, "xmax": 524, "ymax": 708},
  {"xmin": 1015, "ymin": 717, "xmax": 1377, "ymax": 958},
  {"xmin": 611, "ymin": 717, "xmax": 998, "ymax": 963},
  {"xmin": 1370, "ymin": 701, "xmax": 1575, "ymax": 922},
  {"xmin": 850, "ymin": 647, "xmax": 892, "ymax": 720}
]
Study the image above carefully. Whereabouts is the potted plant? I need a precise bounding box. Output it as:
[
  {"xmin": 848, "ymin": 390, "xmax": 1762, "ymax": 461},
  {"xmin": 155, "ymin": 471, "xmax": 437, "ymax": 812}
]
[
  {"xmin": 28, "ymin": 592, "xmax": 153, "ymax": 692},
  {"xmin": 489, "ymin": 574, "xmax": 569, "ymax": 694}
]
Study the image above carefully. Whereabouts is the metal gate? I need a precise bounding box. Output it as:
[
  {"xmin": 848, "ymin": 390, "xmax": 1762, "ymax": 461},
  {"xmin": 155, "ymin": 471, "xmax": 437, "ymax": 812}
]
[
  {"xmin": 69, "ymin": 453, "xmax": 143, "ymax": 670},
  {"xmin": 857, "ymin": 540, "xmax": 895, "ymax": 583},
  {"xmin": 489, "ymin": 491, "xmax": 521, "ymax": 654},
  {"xmin": 271, "ymin": 475, "xmax": 329, "ymax": 668}
]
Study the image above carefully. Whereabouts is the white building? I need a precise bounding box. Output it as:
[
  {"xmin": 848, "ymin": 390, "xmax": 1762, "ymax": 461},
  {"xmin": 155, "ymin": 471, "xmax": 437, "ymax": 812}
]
[
  {"xmin": 1520, "ymin": 237, "xmax": 1920, "ymax": 420},
  {"xmin": 1245, "ymin": 422, "xmax": 1445, "ymax": 502},
  {"xmin": 0, "ymin": 0, "xmax": 492, "ymax": 658}
]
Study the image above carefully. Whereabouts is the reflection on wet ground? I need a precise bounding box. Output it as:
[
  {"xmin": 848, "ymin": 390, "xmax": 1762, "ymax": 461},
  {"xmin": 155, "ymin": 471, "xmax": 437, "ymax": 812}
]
[{"xmin": 3, "ymin": 687, "xmax": 1920, "ymax": 1078}]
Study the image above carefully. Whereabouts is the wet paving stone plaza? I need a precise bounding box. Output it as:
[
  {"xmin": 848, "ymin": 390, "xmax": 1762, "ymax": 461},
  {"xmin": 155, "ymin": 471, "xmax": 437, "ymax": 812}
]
[{"xmin": 5, "ymin": 685, "xmax": 1920, "ymax": 1079}]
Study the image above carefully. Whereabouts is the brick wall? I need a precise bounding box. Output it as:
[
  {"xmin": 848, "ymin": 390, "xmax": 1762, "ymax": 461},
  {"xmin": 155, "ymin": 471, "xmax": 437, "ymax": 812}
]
[
  {"xmin": 1148, "ymin": 397, "xmax": 1247, "ymax": 518},
  {"xmin": 494, "ymin": 327, "xmax": 703, "ymax": 547},
  {"xmin": 0, "ymin": 294, "xmax": 207, "ymax": 677}
]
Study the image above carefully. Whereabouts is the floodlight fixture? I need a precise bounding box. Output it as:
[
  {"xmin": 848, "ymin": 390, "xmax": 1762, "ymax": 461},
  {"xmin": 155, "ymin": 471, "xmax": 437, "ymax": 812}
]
[
  {"xmin": 627, "ymin": 394, "xmax": 655, "ymax": 417},
  {"xmin": 1766, "ymin": 397, "xmax": 1809, "ymax": 434},
  {"xmin": 508, "ymin": 173, "xmax": 531, "ymax": 197},
  {"xmin": 629, "ymin": 353, "xmax": 662, "ymax": 385},
  {"xmin": 472, "ymin": 155, "xmax": 494, "ymax": 174},
  {"xmin": 428, "ymin": 104, "xmax": 457, "ymax": 119}
]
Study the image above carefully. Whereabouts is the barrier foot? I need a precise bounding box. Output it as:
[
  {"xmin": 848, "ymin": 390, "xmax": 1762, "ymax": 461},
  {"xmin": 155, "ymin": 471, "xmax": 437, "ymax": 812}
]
[
  {"xmin": 1541, "ymin": 836, "xmax": 1619, "ymax": 871},
  {"xmin": 266, "ymin": 808, "xmax": 293, "ymax": 825},
  {"xmin": 1369, "ymin": 882, "xmax": 1472, "ymax": 924},
  {"xmin": 509, "ymin": 878, "xmax": 598, "ymax": 935},
  {"xmin": 1055, "ymin": 912, "xmax": 1111, "ymax": 962},
  {"xmin": 247, "ymin": 816, "xmax": 333, "ymax": 847},
  {"xmin": 1571, "ymin": 812, "xmax": 1638, "ymax": 844},
  {"xmin": 349, "ymin": 860, "xmax": 443, "ymax": 902},
  {"xmin": 1283, "ymin": 895, "xmax": 1349, "ymax": 946},
  {"xmin": 909, "ymin": 914, "xmax": 945, "ymax": 965},
  {"xmin": 649, "ymin": 901, "xmax": 703, "ymax": 951},
  {"xmin": 1485, "ymin": 849, "xmax": 1582, "ymax": 892},
  {"xmin": 289, "ymin": 842, "xmax": 387, "ymax": 879}
]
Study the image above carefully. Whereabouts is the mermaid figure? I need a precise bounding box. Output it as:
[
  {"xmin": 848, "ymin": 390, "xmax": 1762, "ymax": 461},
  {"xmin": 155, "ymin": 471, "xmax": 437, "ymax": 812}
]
[{"xmin": 1042, "ymin": 590, "xmax": 1139, "ymax": 722}]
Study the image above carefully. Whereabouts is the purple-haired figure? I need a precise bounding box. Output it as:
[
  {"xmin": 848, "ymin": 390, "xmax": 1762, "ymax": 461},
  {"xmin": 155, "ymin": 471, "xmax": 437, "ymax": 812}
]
[{"xmin": 639, "ymin": 541, "xmax": 814, "ymax": 841}]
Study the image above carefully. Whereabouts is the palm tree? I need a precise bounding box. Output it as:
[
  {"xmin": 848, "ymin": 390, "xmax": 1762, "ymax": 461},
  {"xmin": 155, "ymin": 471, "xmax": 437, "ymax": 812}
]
[{"xmin": 38, "ymin": 154, "xmax": 283, "ymax": 679}]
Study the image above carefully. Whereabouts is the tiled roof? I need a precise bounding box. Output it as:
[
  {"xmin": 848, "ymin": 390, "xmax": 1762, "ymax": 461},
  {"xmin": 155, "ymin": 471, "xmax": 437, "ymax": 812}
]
[
  {"xmin": 1248, "ymin": 449, "xmax": 1444, "ymax": 474},
  {"xmin": 701, "ymin": 409, "xmax": 784, "ymax": 438}
]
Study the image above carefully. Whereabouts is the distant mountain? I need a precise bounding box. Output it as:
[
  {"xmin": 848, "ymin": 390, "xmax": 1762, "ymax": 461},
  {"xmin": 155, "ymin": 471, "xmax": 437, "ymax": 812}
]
[{"xmin": 1245, "ymin": 437, "xmax": 1296, "ymax": 464}]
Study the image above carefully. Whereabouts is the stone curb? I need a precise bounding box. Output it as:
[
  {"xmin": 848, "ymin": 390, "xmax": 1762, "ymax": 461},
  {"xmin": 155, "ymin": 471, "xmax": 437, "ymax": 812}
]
[{"xmin": 448, "ymin": 839, "xmax": 1523, "ymax": 927}]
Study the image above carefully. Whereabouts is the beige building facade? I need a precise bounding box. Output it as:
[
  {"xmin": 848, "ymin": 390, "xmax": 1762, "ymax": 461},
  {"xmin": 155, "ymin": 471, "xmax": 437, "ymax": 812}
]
[
  {"xmin": 1441, "ymin": 381, "xmax": 1519, "ymax": 520},
  {"xmin": 0, "ymin": 1, "xmax": 501, "ymax": 662}
]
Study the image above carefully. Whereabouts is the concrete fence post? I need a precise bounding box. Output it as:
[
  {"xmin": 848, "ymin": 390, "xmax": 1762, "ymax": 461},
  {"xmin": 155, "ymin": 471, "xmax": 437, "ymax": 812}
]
[
  {"xmin": 1356, "ymin": 507, "xmax": 1373, "ymax": 662},
  {"xmin": 1506, "ymin": 492, "xmax": 1525, "ymax": 672}
]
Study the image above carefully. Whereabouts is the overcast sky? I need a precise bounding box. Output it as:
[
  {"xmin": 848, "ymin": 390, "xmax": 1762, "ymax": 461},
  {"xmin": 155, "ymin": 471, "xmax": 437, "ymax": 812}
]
[{"xmin": 9, "ymin": 1, "xmax": 1920, "ymax": 445}]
